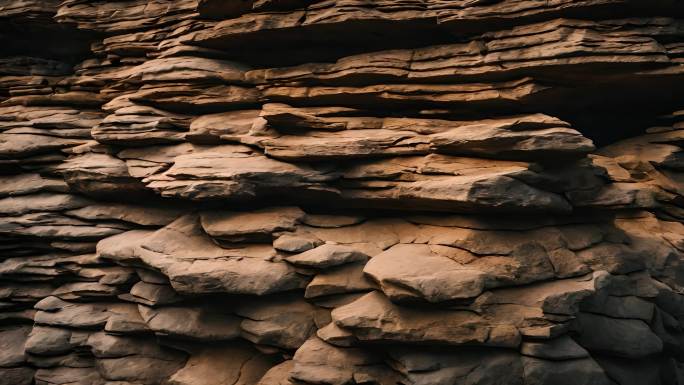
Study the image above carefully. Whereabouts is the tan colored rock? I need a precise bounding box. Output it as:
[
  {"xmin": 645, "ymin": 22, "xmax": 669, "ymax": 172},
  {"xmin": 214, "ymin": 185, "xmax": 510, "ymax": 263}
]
[
  {"xmin": 300, "ymin": 214, "xmax": 366, "ymax": 228},
  {"xmin": 34, "ymin": 366, "xmax": 104, "ymax": 385},
  {"xmin": 474, "ymin": 272, "xmax": 606, "ymax": 316},
  {"xmin": 118, "ymin": 143, "xmax": 194, "ymax": 178},
  {"xmin": 169, "ymin": 343, "xmax": 275, "ymax": 385},
  {"xmin": 34, "ymin": 296, "xmax": 139, "ymax": 329},
  {"xmin": 126, "ymin": 84, "xmax": 259, "ymax": 114},
  {"xmin": 117, "ymin": 56, "xmax": 250, "ymax": 85},
  {"xmin": 0, "ymin": 173, "xmax": 68, "ymax": 197},
  {"xmin": 55, "ymin": 152, "xmax": 146, "ymax": 197},
  {"xmin": 246, "ymin": 18, "xmax": 674, "ymax": 86},
  {"xmin": 96, "ymin": 353, "xmax": 186, "ymax": 384},
  {"xmin": 200, "ymin": 207, "xmax": 305, "ymax": 242},
  {"xmin": 257, "ymin": 360, "xmax": 295, "ymax": 385},
  {"xmin": 142, "ymin": 145, "xmax": 337, "ymax": 201},
  {"xmin": 52, "ymin": 281, "xmax": 123, "ymax": 300},
  {"xmin": 119, "ymin": 281, "xmax": 182, "ymax": 306},
  {"xmin": 0, "ymin": 253, "xmax": 99, "ymax": 279},
  {"xmin": 257, "ymin": 78, "xmax": 553, "ymax": 109},
  {"xmin": 285, "ymin": 244, "xmax": 369, "ymax": 269},
  {"xmin": 96, "ymin": 230, "xmax": 155, "ymax": 265},
  {"xmin": 0, "ymin": 193, "xmax": 89, "ymax": 216},
  {"xmin": 138, "ymin": 304, "xmax": 241, "ymax": 341},
  {"xmin": 0, "ymin": 212, "xmax": 126, "ymax": 240},
  {"xmin": 188, "ymin": 110, "xmax": 263, "ymax": 143},
  {"xmin": 236, "ymin": 294, "xmax": 318, "ymax": 349},
  {"xmin": 291, "ymin": 337, "xmax": 391, "ymax": 385},
  {"xmin": 316, "ymin": 322, "xmax": 357, "ymax": 347},
  {"xmin": 55, "ymin": 0, "xmax": 198, "ymax": 32},
  {"xmin": 305, "ymin": 262, "xmax": 375, "ymax": 299},
  {"xmin": 4, "ymin": 2, "xmax": 684, "ymax": 384},
  {"xmin": 136, "ymin": 215, "xmax": 308, "ymax": 295},
  {"xmin": 240, "ymin": 105, "xmax": 593, "ymax": 161},
  {"xmin": 364, "ymin": 243, "xmax": 487, "ymax": 303},
  {"xmin": 273, "ymin": 233, "xmax": 324, "ymax": 253},
  {"xmin": 0, "ymin": 132, "xmax": 82, "ymax": 157},
  {"xmin": 337, "ymin": 155, "xmax": 573, "ymax": 212},
  {"xmin": 331, "ymin": 291, "xmax": 521, "ymax": 347},
  {"xmin": 193, "ymin": 0, "xmax": 677, "ymax": 55},
  {"xmin": 0, "ymin": 325, "xmax": 30, "ymax": 366},
  {"xmin": 104, "ymin": 306, "xmax": 150, "ymax": 335},
  {"xmin": 93, "ymin": 104, "xmax": 192, "ymax": 145},
  {"xmin": 67, "ymin": 203, "xmax": 184, "ymax": 227}
]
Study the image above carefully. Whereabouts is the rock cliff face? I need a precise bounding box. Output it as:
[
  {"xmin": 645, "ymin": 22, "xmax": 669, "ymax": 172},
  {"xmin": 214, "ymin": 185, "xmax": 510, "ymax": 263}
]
[{"xmin": 2, "ymin": 1, "xmax": 684, "ymax": 384}]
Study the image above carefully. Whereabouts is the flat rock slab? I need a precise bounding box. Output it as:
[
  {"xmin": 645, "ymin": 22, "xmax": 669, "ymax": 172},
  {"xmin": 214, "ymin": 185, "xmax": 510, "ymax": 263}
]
[
  {"xmin": 331, "ymin": 291, "xmax": 522, "ymax": 347},
  {"xmin": 285, "ymin": 244, "xmax": 369, "ymax": 269},
  {"xmin": 137, "ymin": 214, "xmax": 309, "ymax": 295},
  {"xmin": 200, "ymin": 206, "xmax": 305, "ymax": 242},
  {"xmin": 168, "ymin": 343, "xmax": 276, "ymax": 385}
]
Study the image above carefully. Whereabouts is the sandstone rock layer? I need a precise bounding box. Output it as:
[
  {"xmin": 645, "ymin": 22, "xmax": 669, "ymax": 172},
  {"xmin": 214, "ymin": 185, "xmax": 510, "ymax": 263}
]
[{"xmin": 2, "ymin": 1, "xmax": 684, "ymax": 385}]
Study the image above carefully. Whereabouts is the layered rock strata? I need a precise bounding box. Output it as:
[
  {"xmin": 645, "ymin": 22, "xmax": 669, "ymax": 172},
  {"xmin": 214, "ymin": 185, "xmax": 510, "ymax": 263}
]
[{"xmin": 2, "ymin": 1, "xmax": 684, "ymax": 385}]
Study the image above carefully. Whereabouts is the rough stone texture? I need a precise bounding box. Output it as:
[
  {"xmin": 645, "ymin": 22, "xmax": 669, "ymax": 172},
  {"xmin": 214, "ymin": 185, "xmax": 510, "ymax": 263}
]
[{"xmin": 2, "ymin": 1, "xmax": 684, "ymax": 385}]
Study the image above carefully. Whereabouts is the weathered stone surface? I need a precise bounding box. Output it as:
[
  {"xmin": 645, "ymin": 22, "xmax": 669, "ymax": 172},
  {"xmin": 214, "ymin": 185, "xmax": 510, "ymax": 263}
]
[
  {"xmin": 4, "ymin": 2, "xmax": 684, "ymax": 384},
  {"xmin": 236, "ymin": 294, "xmax": 319, "ymax": 350},
  {"xmin": 236, "ymin": 105, "xmax": 594, "ymax": 161},
  {"xmin": 192, "ymin": 1, "xmax": 684, "ymax": 58},
  {"xmin": 336, "ymin": 155, "xmax": 576, "ymax": 212},
  {"xmin": 66, "ymin": 203, "xmax": 184, "ymax": 227},
  {"xmin": 0, "ymin": 325, "xmax": 30, "ymax": 366},
  {"xmin": 0, "ymin": 173, "xmax": 68, "ymax": 197},
  {"xmin": 255, "ymin": 77, "xmax": 554, "ymax": 110},
  {"xmin": 273, "ymin": 233, "xmax": 323, "ymax": 253},
  {"xmin": 188, "ymin": 109, "xmax": 263, "ymax": 143},
  {"xmin": 0, "ymin": 193, "xmax": 89, "ymax": 216},
  {"xmin": 305, "ymin": 262, "xmax": 375, "ymax": 299},
  {"xmin": 331, "ymin": 291, "xmax": 521, "ymax": 347},
  {"xmin": 285, "ymin": 244, "xmax": 369, "ymax": 269},
  {"xmin": 0, "ymin": 367, "xmax": 34, "ymax": 385},
  {"xmin": 290, "ymin": 337, "xmax": 390, "ymax": 385},
  {"xmin": 34, "ymin": 296, "xmax": 139, "ymax": 329},
  {"xmin": 522, "ymin": 356, "xmax": 611, "ymax": 385},
  {"xmin": 120, "ymin": 281, "xmax": 182, "ymax": 306},
  {"xmin": 245, "ymin": 18, "xmax": 679, "ymax": 85},
  {"xmin": 388, "ymin": 347, "xmax": 525, "ymax": 385},
  {"xmin": 168, "ymin": 343, "xmax": 274, "ymax": 385},
  {"xmin": 138, "ymin": 304, "xmax": 241, "ymax": 340},
  {"xmin": 96, "ymin": 230, "xmax": 156, "ymax": 265},
  {"xmin": 521, "ymin": 336, "xmax": 589, "ymax": 360},
  {"xmin": 141, "ymin": 144, "xmax": 337, "ymax": 201},
  {"xmin": 25, "ymin": 326, "xmax": 88, "ymax": 356},
  {"xmin": 364, "ymin": 243, "xmax": 488, "ymax": 303},
  {"xmin": 575, "ymin": 312, "xmax": 663, "ymax": 358},
  {"xmin": 200, "ymin": 207, "xmax": 305, "ymax": 242},
  {"xmin": 257, "ymin": 360, "xmax": 295, "ymax": 385},
  {"xmin": 137, "ymin": 215, "xmax": 308, "ymax": 295},
  {"xmin": 300, "ymin": 214, "xmax": 365, "ymax": 228},
  {"xmin": 34, "ymin": 366, "xmax": 104, "ymax": 385},
  {"xmin": 87, "ymin": 332, "xmax": 187, "ymax": 383}
]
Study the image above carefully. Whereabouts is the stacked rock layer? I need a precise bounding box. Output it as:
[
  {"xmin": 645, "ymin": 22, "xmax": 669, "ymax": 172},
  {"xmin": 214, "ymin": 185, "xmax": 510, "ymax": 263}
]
[{"xmin": 2, "ymin": 1, "xmax": 684, "ymax": 384}]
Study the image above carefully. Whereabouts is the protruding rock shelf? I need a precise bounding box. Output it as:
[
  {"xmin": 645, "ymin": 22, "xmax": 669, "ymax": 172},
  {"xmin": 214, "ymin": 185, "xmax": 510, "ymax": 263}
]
[{"xmin": 2, "ymin": 1, "xmax": 684, "ymax": 385}]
